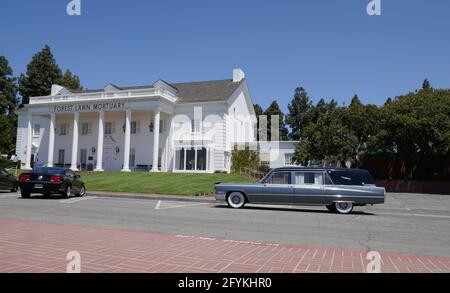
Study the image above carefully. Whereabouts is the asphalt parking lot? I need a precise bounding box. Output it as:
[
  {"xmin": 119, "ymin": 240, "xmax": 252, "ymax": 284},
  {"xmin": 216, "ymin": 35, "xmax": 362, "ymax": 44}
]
[{"xmin": 0, "ymin": 191, "xmax": 449, "ymax": 259}]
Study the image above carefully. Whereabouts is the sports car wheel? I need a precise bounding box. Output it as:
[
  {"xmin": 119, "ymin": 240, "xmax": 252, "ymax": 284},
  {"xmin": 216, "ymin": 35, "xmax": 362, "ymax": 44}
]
[
  {"xmin": 21, "ymin": 191, "xmax": 30, "ymax": 198},
  {"xmin": 63, "ymin": 185, "xmax": 71, "ymax": 198},
  {"xmin": 76, "ymin": 185, "xmax": 86, "ymax": 197},
  {"xmin": 227, "ymin": 192, "xmax": 246, "ymax": 209},
  {"xmin": 334, "ymin": 202, "xmax": 354, "ymax": 214}
]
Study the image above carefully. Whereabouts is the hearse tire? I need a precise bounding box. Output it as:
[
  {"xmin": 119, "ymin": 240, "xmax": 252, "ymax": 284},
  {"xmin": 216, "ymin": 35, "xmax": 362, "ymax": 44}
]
[
  {"xmin": 326, "ymin": 205, "xmax": 336, "ymax": 213},
  {"xmin": 227, "ymin": 192, "xmax": 246, "ymax": 209},
  {"xmin": 21, "ymin": 191, "xmax": 30, "ymax": 198},
  {"xmin": 333, "ymin": 202, "xmax": 354, "ymax": 214}
]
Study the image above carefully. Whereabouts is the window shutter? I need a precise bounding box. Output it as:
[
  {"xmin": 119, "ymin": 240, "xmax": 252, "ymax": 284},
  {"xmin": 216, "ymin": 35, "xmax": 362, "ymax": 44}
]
[
  {"xmin": 88, "ymin": 123, "xmax": 92, "ymax": 134},
  {"xmin": 112, "ymin": 122, "xmax": 116, "ymax": 133}
]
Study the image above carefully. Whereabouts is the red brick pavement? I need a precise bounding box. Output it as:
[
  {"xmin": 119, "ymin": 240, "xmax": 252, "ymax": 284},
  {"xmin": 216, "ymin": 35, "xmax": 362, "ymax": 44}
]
[{"xmin": 0, "ymin": 218, "xmax": 449, "ymax": 273}]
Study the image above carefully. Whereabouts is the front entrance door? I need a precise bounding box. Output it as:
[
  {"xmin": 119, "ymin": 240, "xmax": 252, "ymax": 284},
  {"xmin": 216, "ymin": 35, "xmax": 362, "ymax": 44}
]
[{"xmin": 103, "ymin": 148, "xmax": 113, "ymax": 171}]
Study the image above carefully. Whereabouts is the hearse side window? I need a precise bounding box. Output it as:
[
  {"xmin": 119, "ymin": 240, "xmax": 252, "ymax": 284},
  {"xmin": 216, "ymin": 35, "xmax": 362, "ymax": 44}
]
[
  {"xmin": 295, "ymin": 172, "xmax": 324, "ymax": 185},
  {"xmin": 327, "ymin": 170, "xmax": 375, "ymax": 186},
  {"xmin": 266, "ymin": 172, "xmax": 292, "ymax": 185}
]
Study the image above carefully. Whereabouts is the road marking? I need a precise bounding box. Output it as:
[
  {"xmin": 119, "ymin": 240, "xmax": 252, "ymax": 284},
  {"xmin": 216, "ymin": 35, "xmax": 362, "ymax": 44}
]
[
  {"xmin": 0, "ymin": 194, "xmax": 18, "ymax": 199},
  {"xmin": 59, "ymin": 197, "xmax": 97, "ymax": 204},
  {"xmin": 377, "ymin": 211, "xmax": 450, "ymax": 219},
  {"xmin": 155, "ymin": 200, "xmax": 208, "ymax": 210}
]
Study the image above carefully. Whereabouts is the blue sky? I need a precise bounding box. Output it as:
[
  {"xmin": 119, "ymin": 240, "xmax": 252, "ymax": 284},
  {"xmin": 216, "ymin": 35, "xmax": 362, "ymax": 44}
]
[{"xmin": 1, "ymin": 0, "xmax": 449, "ymax": 111}]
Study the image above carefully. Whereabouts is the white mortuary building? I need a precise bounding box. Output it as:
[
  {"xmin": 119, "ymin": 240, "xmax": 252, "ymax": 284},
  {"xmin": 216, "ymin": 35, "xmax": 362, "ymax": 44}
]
[{"xmin": 16, "ymin": 69, "xmax": 257, "ymax": 173}]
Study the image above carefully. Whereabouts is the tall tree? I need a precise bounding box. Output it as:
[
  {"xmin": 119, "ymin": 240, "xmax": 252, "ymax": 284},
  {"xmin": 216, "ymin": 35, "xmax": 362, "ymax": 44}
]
[
  {"xmin": 253, "ymin": 104, "xmax": 264, "ymax": 141},
  {"xmin": 264, "ymin": 101, "xmax": 289, "ymax": 141},
  {"xmin": 18, "ymin": 45, "xmax": 83, "ymax": 105},
  {"xmin": 60, "ymin": 69, "xmax": 83, "ymax": 91},
  {"xmin": 422, "ymin": 78, "xmax": 431, "ymax": 91},
  {"xmin": 293, "ymin": 108, "xmax": 358, "ymax": 166},
  {"xmin": 18, "ymin": 45, "xmax": 62, "ymax": 105},
  {"xmin": 286, "ymin": 87, "xmax": 313, "ymax": 140},
  {"xmin": 0, "ymin": 56, "xmax": 18, "ymax": 113}
]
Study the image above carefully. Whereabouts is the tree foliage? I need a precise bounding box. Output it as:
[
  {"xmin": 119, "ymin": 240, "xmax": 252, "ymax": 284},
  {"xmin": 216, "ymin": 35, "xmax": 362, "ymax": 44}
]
[
  {"xmin": 18, "ymin": 45, "xmax": 82, "ymax": 105},
  {"xmin": 0, "ymin": 56, "xmax": 17, "ymax": 114},
  {"xmin": 291, "ymin": 80, "xmax": 450, "ymax": 177},
  {"xmin": 231, "ymin": 147, "xmax": 260, "ymax": 173},
  {"xmin": 264, "ymin": 100, "xmax": 289, "ymax": 141}
]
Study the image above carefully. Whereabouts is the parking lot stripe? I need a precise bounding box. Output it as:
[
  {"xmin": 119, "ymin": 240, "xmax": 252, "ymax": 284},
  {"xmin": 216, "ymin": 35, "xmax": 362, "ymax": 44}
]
[
  {"xmin": 155, "ymin": 200, "xmax": 208, "ymax": 210},
  {"xmin": 377, "ymin": 211, "xmax": 450, "ymax": 219},
  {"xmin": 0, "ymin": 194, "xmax": 18, "ymax": 199},
  {"xmin": 59, "ymin": 197, "xmax": 97, "ymax": 204}
]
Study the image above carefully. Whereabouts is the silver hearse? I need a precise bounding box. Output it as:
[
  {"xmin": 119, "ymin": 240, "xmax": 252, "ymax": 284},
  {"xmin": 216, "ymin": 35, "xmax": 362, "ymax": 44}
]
[{"xmin": 215, "ymin": 167, "xmax": 386, "ymax": 214}]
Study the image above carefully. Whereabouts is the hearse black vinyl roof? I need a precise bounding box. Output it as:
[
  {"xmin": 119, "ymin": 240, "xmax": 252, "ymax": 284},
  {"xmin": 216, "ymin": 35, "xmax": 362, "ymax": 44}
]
[{"xmin": 272, "ymin": 167, "xmax": 370, "ymax": 173}]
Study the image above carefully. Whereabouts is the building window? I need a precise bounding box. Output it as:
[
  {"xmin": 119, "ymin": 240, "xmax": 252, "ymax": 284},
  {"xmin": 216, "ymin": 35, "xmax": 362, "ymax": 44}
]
[
  {"xmin": 160, "ymin": 120, "xmax": 165, "ymax": 133},
  {"xmin": 129, "ymin": 148, "xmax": 136, "ymax": 167},
  {"xmin": 80, "ymin": 149, "xmax": 87, "ymax": 168},
  {"xmin": 105, "ymin": 122, "xmax": 115, "ymax": 135},
  {"xmin": 284, "ymin": 153, "xmax": 294, "ymax": 166},
  {"xmin": 175, "ymin": 148, "xmax": 207, "ymax": 171},
  {"xmin": 81, "ymin": 123, "xmax": 92, "ymax": 135},
  {"xmin": 131, "ymin": 121, "xmax": 140, "ymax": 134},
  {"xmin": 33, "ymin": 124, "xmax": 41, "ymax": 137},
  {"xmin": 58, "ymin": 149, "xmax": 65, "ymax": 165},
  {"xmin": 59, "ymin": 123, "xmax": 68, "ymax": 136}
]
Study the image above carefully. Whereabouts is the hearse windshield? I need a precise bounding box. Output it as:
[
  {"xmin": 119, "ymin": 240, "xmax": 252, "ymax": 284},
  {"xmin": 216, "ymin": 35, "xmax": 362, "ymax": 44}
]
[{"xmin": 327, "ymin": 170, "xmax": 375, "ymax": 186}]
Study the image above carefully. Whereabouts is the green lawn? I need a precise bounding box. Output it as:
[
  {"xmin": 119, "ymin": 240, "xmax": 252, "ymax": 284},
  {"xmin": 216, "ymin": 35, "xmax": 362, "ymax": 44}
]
[{"xmin": 81, "ymin": 172, "xmax": 256, "ymax": 196}]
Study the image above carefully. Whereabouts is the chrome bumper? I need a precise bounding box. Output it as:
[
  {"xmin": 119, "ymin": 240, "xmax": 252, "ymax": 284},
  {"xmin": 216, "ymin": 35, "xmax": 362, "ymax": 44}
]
[{"xmin": 214, "ymin": 192, "xmax": 226, "ymax": 202}]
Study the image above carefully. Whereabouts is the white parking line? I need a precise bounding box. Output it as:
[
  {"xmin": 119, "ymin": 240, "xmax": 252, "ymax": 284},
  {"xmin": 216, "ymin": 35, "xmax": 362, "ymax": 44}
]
[
  {"xmin": 0, "ymin": 194, "xmax": 18, "ymax": 199},
  {"xmin": 377, "ymin": 211, "xmax": 450, "ymax": 219},
  {"xmin": 59, "ymin": 197, "xmax": 97, "ymax": 204},
  {"xmin": 155, "ymin": 200, "xmax": 208, "ymax": 210}
]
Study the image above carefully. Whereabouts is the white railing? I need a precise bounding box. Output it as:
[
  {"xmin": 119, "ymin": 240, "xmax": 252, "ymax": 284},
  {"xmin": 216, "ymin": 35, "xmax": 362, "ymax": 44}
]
[{"xmin": 29, "ymin": 88, "xmax": 178, "ymax": 104}]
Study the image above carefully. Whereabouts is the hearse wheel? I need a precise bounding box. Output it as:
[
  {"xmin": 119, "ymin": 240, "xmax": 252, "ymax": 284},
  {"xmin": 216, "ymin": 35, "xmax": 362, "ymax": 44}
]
[
  {"xmin": 326, "ymin": 205, "xmax": 336, "ymax": 213},
  {"xmin": 21, "ymin": 191, "xmax": 30, "ymax": 198},
  {"xmin": 227, "ymin": 192, "xmax": 246, "ymax": 209},
  {"xmin": 333, "ymin": 202, "xmax": 354, "ymax": 214}
]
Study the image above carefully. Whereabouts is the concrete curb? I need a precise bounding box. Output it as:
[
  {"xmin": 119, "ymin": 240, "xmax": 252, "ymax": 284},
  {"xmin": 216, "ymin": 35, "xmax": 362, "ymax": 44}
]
[{"xmin": 86, "ymin": 191, "xmax": 216, "ymax": 203}]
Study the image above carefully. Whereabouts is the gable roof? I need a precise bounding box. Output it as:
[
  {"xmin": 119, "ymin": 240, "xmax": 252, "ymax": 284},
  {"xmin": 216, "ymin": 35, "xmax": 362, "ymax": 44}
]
[
  {"xmin": 64, "ymin": 79, "xmax": 245, "ymax": 103},
  {"xmin": 172, "ymin": 79, "xmax": 244, "ymax": 103}
]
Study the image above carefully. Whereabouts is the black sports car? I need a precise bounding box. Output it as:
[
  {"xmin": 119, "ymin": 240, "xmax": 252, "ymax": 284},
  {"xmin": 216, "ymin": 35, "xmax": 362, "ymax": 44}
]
[
  {"xmin": 0, "ymin": 168, "xmax": 18, "ymax": 192},
  {"xmin": 18, "ymin": 167, "xmax": 86, "ymax": 198}
]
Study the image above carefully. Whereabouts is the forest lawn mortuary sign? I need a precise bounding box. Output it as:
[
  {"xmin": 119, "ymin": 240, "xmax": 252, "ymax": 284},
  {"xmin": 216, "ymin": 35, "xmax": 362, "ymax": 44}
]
[{"xmin": 53, "ymin": 102, "xmax": 126, "ymax": 113}]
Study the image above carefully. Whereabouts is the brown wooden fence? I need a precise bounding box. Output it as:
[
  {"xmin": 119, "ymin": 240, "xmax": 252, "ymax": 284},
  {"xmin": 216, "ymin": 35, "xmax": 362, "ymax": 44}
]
[{"xmin": 375, "ymin": 180, "xmax": 450, "ymax": 195}]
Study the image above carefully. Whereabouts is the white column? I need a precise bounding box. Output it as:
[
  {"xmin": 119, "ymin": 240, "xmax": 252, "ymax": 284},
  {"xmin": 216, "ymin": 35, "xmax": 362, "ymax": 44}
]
[
  {"xmin": 122, "ymin": 109, "xmax": 132, "ymax": 172},
  {"xmin": 24, "ymin": 114, "xmax": 33, "ymax": 170},
  {"xmin": 94, "ymin": 111, "xmax": 105, "ymax": 172},
  {"xmin": 70, "ymin": 112, "xmax": 80, "ymax": 171},
  {"xmin": 206, "ymin": 148, "xmax": 210, "ymax": 173},
  {"xmin": 194, "ymin": 148, "xmax": 198, "ymax": 171},
  {"xmin": 151, "ymin": 110, "xmax": 161, "ymax": 172},
  {"xmin": 47, "ymin": 113, "xmax": 55, "ymax": 167},
  {"xmin": 184, "ymin": 148, "xmax": 187, "ymax": 171}
]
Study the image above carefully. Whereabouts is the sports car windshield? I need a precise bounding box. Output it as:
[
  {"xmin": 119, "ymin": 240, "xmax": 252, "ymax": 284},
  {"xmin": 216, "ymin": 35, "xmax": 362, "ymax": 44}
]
[{"xmin": 32, "ymin": 168, "xmax": 65, "ymax": 175}]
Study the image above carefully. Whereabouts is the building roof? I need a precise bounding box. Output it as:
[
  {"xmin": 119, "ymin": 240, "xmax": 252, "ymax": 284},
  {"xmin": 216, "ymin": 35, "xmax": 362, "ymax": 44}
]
[
  {"xmin": 171, "ymin": 79, "xmax": 244, "ymax": 103},
  {"xmin": 68, "ymin": 79, "xmax": 244, "ymax": 103}
]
